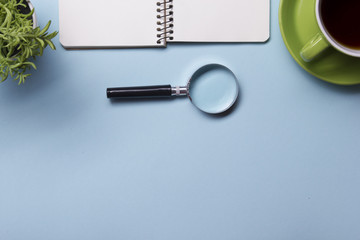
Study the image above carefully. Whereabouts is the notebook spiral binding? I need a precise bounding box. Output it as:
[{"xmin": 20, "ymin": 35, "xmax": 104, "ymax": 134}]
[{"xmin": 156, "ymin": 0, "xmax": 174, "ymax": 44}]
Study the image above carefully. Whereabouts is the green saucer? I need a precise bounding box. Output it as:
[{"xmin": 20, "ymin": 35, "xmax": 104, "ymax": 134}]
[{"xmin": 279, "ymin": 0, "xmax": 360, "ymax": 85}]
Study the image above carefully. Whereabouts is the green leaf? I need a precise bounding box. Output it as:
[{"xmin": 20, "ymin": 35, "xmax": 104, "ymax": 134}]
[
  {"xmin": 45, "ymin": 39, "xmax": 56, "ymax": 50},
  {"xmin": 39, "ymin": 21, "xmax": 51, "ymax": 35},
  {"xmin": 36, "ymin": 37, "xmax": 45, "ymax": 47},
  {"xmin": 24, "ymin": 61, "xmax": 37, "ymax": 70}
]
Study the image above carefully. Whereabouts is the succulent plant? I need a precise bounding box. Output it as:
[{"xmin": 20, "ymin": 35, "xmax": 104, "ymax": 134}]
[{"xmin": 0, "ymin": 0, "xmax": 57, "ymax": 84}]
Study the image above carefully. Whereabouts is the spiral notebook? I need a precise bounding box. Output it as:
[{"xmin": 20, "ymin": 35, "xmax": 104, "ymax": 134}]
[{"xmin": 59, "ymin": 0, "xmax": 270, "ymax": 48}]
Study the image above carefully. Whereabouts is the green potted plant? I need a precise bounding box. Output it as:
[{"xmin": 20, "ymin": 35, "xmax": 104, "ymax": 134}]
[{"xmin": 0, "ymin": 0, "xmax": 57, "ymax": 84}]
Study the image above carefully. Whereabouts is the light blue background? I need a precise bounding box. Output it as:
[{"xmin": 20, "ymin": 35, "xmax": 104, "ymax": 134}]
[{"xmin": 1, "ymin": 0, "xmax": 360, "ymax": 239}]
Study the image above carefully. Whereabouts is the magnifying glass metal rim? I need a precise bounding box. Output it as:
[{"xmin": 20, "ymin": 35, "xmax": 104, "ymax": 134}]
[
  {"xmin": 106, "ymin": 63, "xmax": 240, "ymax": 115},
  {"xmin": 185, "ymin": 63, "xmax": 240, "ymax": 114}
]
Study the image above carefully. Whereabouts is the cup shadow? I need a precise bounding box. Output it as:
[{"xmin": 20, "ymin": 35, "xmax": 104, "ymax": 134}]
[{"xmin": 297, "ymin": 62, "xmax": 360, "ymax": 94}]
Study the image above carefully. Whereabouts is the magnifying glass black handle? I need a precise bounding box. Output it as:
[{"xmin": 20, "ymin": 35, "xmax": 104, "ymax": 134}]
[{"xmin": 107, "ymin": 85, "xmax": 172, "ymax": 98}]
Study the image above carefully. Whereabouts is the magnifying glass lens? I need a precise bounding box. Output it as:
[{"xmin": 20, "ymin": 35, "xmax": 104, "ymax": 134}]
[{"xmin": 189, "ymin": 65, "xmax": 239, "ymax": 114}]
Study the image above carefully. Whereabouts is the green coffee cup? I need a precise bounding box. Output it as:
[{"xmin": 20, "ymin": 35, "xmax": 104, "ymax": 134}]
[{"xmin": 300, "ymin": 0, "xmax": 360, "ymax": 62}]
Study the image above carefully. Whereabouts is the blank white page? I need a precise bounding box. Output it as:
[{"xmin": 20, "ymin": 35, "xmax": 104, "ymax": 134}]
[
  {"xmin": 170, "ymin": 0, "xmax": 270, "ymax": 42},
  {"xmin": 59, "ymin": 0, "xmax": 164, "ymax": 48}
]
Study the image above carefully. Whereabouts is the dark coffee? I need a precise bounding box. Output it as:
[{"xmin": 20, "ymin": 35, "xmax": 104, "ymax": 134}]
[{"xmin": 320, "ymin": 0, "xmax": 360, "ymax": 50}]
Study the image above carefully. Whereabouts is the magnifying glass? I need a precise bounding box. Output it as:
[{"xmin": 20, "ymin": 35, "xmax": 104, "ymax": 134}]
[{"xmin": 107, "ymin": 64, "xmax": 239, "ymax": 114}]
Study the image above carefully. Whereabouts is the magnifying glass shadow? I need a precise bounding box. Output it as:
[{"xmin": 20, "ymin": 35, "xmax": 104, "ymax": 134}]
[
  {"xmin": 110, "ymin": 94, "xmax": 241, "ymax": 118},
  {"xmin": 109, "ymin": 94, "xmax": 241, "ymax": 117},
  {"xmin": 108, "ymin": 97, "xmax": 179, "ymax": 113},
  {"xmin": 109, "ymin": 96, "xmax": 178, "ymax": 104}
]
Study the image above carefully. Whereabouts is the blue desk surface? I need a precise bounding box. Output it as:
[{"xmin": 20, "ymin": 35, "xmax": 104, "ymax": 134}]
[{"xmin": 1, "ymin": 0, "xmax": 360, "ymax": 239}]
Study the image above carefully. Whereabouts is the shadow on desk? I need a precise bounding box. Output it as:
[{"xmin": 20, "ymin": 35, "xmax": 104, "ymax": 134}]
[
  {"xmin": 297, "ymin": 64, "xmax": 360, "ymax": 95},
  {"xmin": 109, "ymin": 90, "xmax": 242, "ymax": 119}
]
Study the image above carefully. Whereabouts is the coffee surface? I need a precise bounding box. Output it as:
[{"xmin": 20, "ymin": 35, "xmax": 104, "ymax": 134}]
[{"xmin": 321, "ymin": 0, "xmax": 360, "ymax": 50}]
